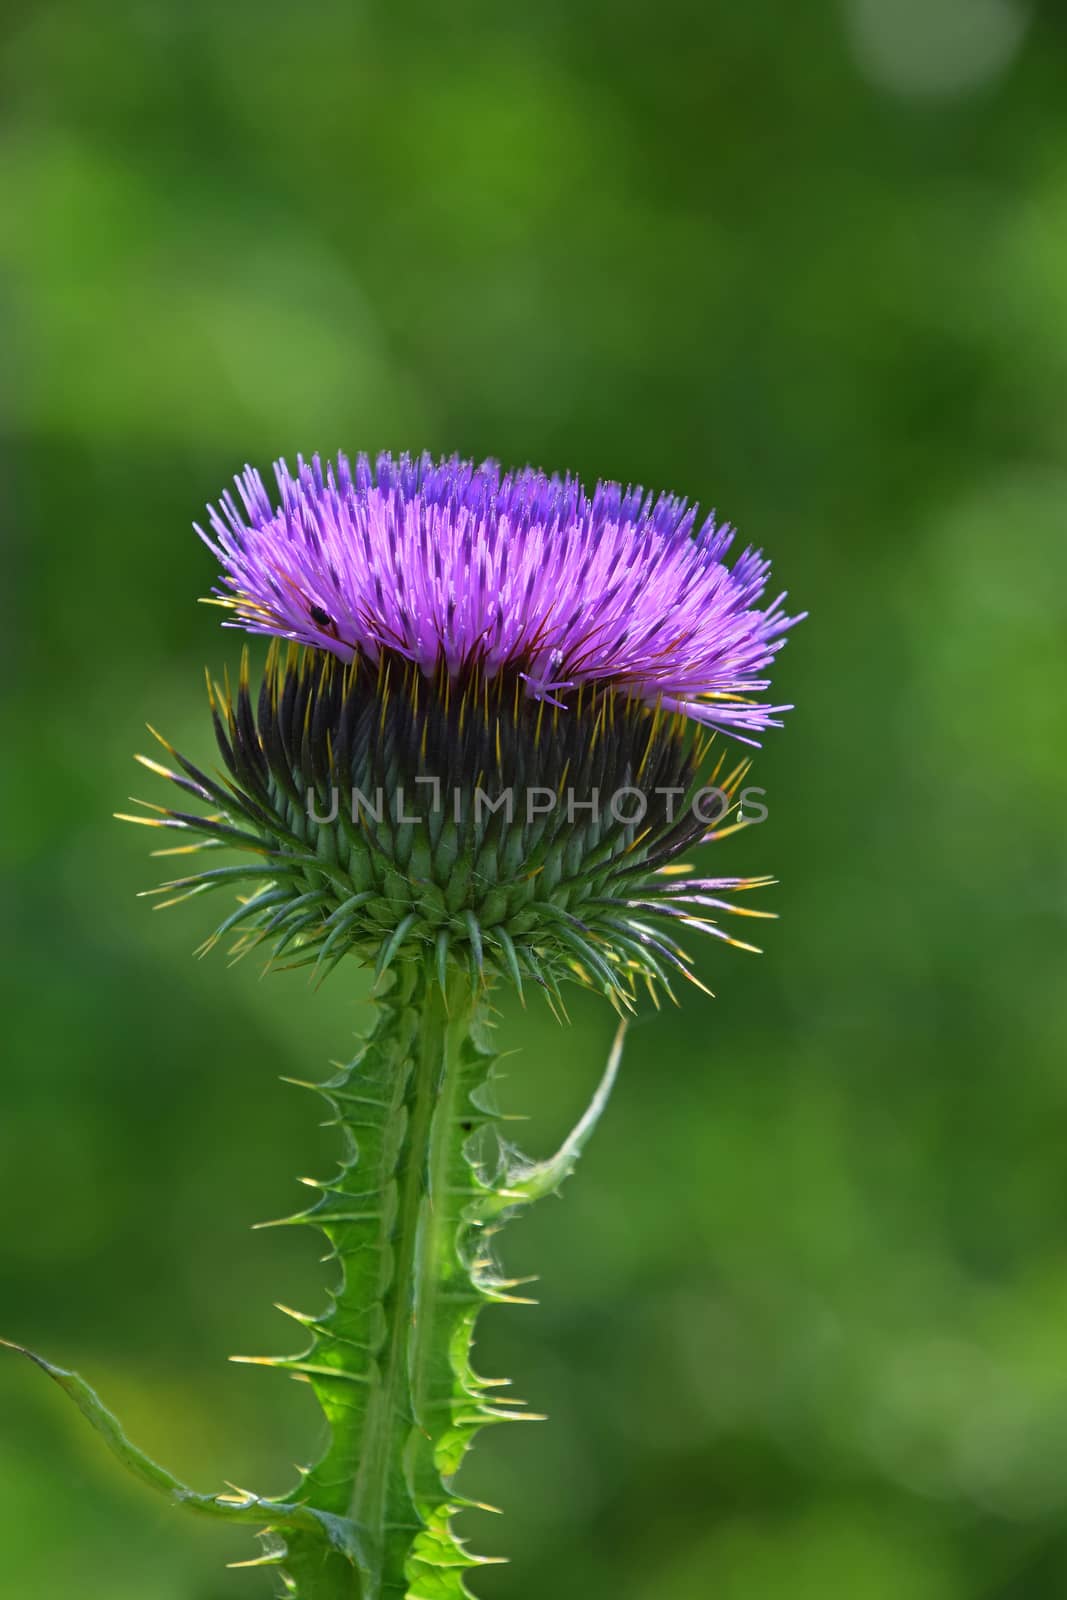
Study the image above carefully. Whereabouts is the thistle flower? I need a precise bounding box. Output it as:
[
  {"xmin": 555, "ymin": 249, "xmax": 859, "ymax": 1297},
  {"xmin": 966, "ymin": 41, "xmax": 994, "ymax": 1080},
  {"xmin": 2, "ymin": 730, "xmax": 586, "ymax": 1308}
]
[
  {"xmin": 127, "ymin": 452, "xmax": 801, "ymax": 1003},
  {"xmin": 199, "ymin": 452, "xmax": 797, "ymax": 737},
  {"xmin": 14, "ymin": 451, "xmax": 802, "ymax": 1600}
]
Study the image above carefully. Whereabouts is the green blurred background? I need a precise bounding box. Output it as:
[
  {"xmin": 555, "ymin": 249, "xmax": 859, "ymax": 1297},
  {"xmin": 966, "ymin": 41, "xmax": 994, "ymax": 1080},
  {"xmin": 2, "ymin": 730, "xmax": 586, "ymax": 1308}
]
[{"xmin": 3, "ymin": 1, "xmax": 1067, "ymax": 1595}]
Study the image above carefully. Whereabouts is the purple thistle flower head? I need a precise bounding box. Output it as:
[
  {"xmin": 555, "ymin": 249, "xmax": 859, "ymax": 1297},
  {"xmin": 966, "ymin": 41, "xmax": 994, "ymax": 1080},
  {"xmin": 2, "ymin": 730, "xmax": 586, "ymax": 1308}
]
[
  {"xmin": 124, "ymin": 446, "xmax": 804, "ymax": 1002},
  {"xmin": 198, "ymin": 451, "xmax": 802, "ymax": 742}
]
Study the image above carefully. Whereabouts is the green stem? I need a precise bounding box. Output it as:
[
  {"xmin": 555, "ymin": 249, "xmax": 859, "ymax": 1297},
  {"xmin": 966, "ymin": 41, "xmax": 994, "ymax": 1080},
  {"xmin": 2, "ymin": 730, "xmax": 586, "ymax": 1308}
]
[
  {"xmin": 348, "ymin": 964, "xmax": 474, "ymax": 1590},
  {"xmin": 271, "ymin": 959, "xmax": 501, "ymax": 1599},
  {"xmin": 4, "ymin": 964, "xmax": 624, "ymax": 1598}
]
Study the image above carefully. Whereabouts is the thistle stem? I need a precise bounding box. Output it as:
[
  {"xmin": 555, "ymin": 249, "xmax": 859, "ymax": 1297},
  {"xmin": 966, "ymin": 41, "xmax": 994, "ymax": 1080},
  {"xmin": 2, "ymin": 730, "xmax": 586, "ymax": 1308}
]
[
  {"xmin": 267, "ymin": 958, "xmax": 498, "ymax": 1599},
  {"xmin": 347, "ymin": 962, "xmax": 477, "ymax": 1593},
  {"xmin": 5, "ymin": 959, "xmax": 623, "ymax": 1597}
]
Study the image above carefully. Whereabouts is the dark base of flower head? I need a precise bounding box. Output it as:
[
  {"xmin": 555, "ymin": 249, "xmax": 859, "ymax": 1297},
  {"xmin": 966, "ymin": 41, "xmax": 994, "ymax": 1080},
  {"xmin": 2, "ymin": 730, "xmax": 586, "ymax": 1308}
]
[{"xmin": 123, "ymin": 644, "xmax": 773, "ymax": 1003}]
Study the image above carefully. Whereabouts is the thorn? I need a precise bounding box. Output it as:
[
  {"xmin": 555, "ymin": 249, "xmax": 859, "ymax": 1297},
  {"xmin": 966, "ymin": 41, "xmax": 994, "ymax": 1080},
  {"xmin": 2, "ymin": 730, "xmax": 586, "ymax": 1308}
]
[
  {"xmin": 273, "ymin": 1303, "xmax": 314, "ymax": 1328},
  {"xmin": 222, "ymin": 1479, "xmax": 260, "ymax": 1502}
]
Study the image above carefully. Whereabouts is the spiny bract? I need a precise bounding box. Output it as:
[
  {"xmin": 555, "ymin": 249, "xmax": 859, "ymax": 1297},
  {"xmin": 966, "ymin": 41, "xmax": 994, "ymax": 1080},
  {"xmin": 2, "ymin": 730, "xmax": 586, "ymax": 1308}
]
[{"xmin": 127, "ymin": 646, "xmax": 773, "ymax": 1005}]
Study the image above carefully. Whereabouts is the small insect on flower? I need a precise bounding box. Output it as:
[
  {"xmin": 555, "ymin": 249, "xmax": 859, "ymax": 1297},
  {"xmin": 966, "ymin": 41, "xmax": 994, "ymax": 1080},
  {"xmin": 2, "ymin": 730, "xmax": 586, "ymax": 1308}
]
[{"xmin": 126, "ymin": 451, "xmax": 802, "ymax": 1002}]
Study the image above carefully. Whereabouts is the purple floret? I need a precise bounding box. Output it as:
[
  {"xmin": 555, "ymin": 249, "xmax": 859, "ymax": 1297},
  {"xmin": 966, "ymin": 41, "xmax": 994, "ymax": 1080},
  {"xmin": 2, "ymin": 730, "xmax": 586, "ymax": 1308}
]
[{"xmin": 197, "ymin": 451, "xmax": 802, "ymax": 741}]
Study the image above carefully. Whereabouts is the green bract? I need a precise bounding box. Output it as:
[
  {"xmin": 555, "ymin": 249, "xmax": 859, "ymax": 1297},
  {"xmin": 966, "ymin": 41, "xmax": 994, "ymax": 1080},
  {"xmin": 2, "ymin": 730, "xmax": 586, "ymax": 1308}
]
[{"xmin": 126, "ymin": 642, "xmax": 764, "ymax": 1006}]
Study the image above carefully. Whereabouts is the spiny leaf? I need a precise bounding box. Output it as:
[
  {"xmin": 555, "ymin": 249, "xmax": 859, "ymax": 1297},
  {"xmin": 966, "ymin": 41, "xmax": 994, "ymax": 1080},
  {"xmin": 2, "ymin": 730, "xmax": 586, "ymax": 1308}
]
[
  {"xmin": 0, "ymin": 1338, "xmax": 356, "ymax": 1550},
  {"xmin": 252, "ymin": 969, "xmax": 626, "ymax": 1597}
]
